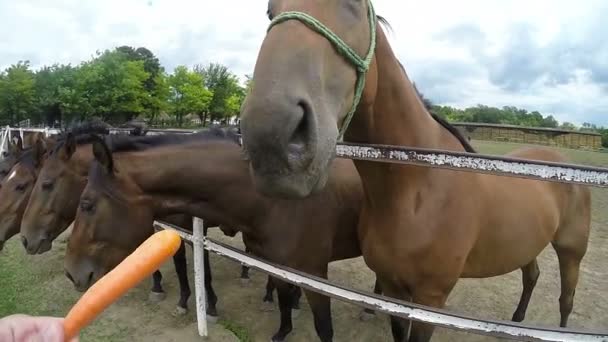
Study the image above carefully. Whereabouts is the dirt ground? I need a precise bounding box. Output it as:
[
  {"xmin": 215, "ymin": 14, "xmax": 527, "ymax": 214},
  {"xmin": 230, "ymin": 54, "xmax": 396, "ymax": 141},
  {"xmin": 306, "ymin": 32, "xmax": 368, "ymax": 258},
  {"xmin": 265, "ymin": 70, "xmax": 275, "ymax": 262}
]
[{"xmin": 0, "ymin": 141, "xmax": 607, "ymax": 341}]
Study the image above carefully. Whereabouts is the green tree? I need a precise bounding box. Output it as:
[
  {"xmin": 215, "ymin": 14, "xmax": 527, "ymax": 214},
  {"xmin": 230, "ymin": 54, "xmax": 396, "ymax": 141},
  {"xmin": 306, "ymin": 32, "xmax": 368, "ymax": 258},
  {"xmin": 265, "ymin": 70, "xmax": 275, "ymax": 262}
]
[
  {"xmin": 600, "ymin": 129, "xmax": 608, "ymax": 148},
  {"xmin": 560, "ymin": 122, "xmax": 577, "ymax": 130},
  {"xmin": 195, "ymin": 63, "xmax": 244, "ymax": 124},
  {"xmin": 540, "ymin": 115, "xmax": 558, "ymax": 128},
  {"xmin": 70, "ymin": 50, "xmax": 150, "ymax": 123},
  {"xmin": 0, "ymin": 61, "xmax": 36, "ymax": 125},
  {"xmin": 34, "ymin": 64, "xmax": 77, "ymax": 126},
  {"xmin": 168, "ymin": 65, "xmax": 212, "ymax": 125}
]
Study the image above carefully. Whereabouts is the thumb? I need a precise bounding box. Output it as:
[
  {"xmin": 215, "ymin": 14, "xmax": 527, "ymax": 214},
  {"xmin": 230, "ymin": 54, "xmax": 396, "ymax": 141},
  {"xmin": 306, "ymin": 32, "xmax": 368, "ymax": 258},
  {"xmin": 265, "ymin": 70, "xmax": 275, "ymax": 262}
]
[{"xmin": 39, "ymin": 320, "xmax": 78, "ymax": 342}]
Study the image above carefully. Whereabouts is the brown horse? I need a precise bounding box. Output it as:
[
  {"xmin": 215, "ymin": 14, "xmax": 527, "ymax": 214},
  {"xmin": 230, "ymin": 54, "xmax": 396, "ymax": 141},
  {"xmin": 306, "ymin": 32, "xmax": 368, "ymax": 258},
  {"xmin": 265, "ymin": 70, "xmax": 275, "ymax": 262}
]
[
  {"xmin": 0, "ymin": 135, "xmax": 54, "ymax": 252},
  {"xmin": 19, "ymin": 127, "xmax": 267, "ymax": 319},
  {"xmin": 239, "ymin": 1, "xmax": 592, "ymax": 341},
  {"xmin": 0, "ymin": 136, "xmax": 25, "ymax": 183},
  {"xmin": 64, "ymin": 128, "xmax": 379, "ymax": 342},
  {"xmin": 16, "ymin": 126, "xmax": 195, "ymax": 316}
]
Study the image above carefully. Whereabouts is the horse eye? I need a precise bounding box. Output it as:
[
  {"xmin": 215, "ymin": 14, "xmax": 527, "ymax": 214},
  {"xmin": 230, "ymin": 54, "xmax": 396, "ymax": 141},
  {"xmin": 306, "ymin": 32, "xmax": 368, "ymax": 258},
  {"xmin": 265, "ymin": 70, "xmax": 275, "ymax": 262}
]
[
  {"xmin": 15, "ymin": 183, "xmax": 27, "ymax": 192},
  {"xmin": 0, "ymin": 170, "xmax": 7, "ymax": 177},
  {"xmin": 80, "ymin": 200, "xmax": 95, "ymax": 213},
  {"xmin": 42, "ymin": 180, "xmax": 54, "ymax": 191}
]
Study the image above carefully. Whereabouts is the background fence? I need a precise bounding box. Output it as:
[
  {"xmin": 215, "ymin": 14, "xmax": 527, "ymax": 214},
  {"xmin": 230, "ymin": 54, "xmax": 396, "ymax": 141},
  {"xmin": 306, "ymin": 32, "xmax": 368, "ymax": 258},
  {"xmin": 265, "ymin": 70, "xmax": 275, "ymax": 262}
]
[{"xmin": 2, "ymin": 125, "xmax": 608, "ymax": 341}]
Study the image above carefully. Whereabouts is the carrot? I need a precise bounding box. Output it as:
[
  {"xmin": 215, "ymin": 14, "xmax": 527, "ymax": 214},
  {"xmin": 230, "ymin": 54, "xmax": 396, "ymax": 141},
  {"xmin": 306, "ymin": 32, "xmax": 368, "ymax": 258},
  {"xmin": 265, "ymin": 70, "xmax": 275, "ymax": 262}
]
[{"xmin": 63, "ymin": 229, "xmax": 182, "ymax": 341}]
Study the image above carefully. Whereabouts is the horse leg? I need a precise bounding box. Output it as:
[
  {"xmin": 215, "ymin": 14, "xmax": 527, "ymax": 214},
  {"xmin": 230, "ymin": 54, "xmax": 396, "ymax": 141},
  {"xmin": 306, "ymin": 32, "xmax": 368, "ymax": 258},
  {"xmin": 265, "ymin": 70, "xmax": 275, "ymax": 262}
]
[
  {"xmin": 203, "ymin": 248, "xmax": 219, "ymax": 321},
  {"xmin": 360, "ymin": 277, "xmax": 382, "ymax": 321},
  {"xmin": 408, "ymin": 289, "xmax": 450, "ymax": 342},
  {"xmin": 303, "ymin": 289, "xmax": 333, "ymax": 342},
  {"xmin": 292, "ymin": 285, "xmax": 302, "ymax": 317},
  {"xmin": 171, "ymin": 240, "xmax": 192, "ymax": 317},
  {"xmin": 553, "ymin": 245, "xmax": 585, "ymax": 327},
  {"xmin": 271, "ymin": 279, "xmax": 297, "ymax": 342},
  {"xmin": 511, "ymin": 259, "xmax": 540, "ymax": 322},
  {"xmin": 378, "ymin": 278, "xmax": 411, "ymax": 342},
  {"xmin": 260, "ymin": 275, "xmax": 276, "ymax": 312},
  {"xmin": 149, "ymin": 270, "xmax": 166, "ymax": 302},
  {"xmin": 202, "ymin": 222, "xmax": 220, "ymax": 319},
  {"xmin": 240, "ymin": 247, "xmax": 251, "ymax": 285}
]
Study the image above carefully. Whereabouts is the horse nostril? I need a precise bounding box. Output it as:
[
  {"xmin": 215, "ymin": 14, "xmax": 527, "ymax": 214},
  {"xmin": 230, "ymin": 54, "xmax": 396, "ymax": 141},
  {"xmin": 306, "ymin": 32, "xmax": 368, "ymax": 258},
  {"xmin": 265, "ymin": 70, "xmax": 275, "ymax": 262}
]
[
  {"xmin": 87, "ymin": 272, "xmax": 94, "ymax": 286},
  {"xmin": 21, "ymin": 236, "xmax": 28, "ymax": 249},
  {"xmin": 287, "ymin": 101, "xmax": 311, "ymax": 154},
  {"xmin": 65, "ymin": 270, "xmax": 75, "ymax": 284}
]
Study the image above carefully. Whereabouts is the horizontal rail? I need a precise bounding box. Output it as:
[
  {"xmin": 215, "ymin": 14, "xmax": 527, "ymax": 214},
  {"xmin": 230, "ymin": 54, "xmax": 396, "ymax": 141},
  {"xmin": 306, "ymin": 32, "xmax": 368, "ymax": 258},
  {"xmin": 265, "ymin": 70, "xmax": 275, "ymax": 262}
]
[
  {"xmin": 5, "ymin": 126, "xmax": 607, "ymax": 188},
  {"xmin": 336, "ymin": 143, "xmax": 608, "ymax": 188},
  {"xmin": 153, "ymin": 220, "xmax": 608, "ymax": 342}
]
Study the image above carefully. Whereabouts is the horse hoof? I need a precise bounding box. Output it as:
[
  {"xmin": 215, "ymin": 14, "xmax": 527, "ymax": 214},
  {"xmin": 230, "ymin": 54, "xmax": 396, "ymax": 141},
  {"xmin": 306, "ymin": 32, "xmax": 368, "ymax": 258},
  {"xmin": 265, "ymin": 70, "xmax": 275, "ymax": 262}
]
[
  {"xmin": 359, "ymin": 310, "xmax": 376, "ymax": 321},
  {"xmin": 291, "ymin": 308, "xmax": 301, "ymax": 318},
  {"xmin": 260, "ymin": 300, "xmax": 275, "ymax": 312},
  {"xmin": 149, "ymin": 291, "xmax": 166, "ymax": 302},
  {"xmin": 207, "ymin": 314, "xmax": 219, "ymax": 324},
  {"xmin": 172, "ymin": 306, "xmax": 188, "ymax": 317},
  {"xmin": 240, "ymin": 278, "xmax": 251, "ymax": 286}
]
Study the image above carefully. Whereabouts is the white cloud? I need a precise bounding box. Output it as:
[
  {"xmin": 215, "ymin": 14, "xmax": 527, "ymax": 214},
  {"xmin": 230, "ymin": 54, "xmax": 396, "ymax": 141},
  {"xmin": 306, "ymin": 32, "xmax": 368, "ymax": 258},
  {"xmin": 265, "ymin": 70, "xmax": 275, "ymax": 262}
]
[{"xmin": 0, "ymin": 0, "xmax": 606, "ymax": 126}]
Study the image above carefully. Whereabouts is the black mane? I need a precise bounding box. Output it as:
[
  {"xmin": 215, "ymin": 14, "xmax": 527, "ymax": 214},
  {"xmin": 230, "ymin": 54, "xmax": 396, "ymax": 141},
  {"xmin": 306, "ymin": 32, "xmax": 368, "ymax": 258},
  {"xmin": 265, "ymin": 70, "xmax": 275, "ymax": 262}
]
[
  {"xmin": 50, "ymin": 120, "xmax": 113, "ymax": 155},
  {"xmin": 106, "ymin": 126, "xmax": 241, "ymax": 153},
  {"xmin": 15, "ymin": 147, "xmax": 38, "ymax": 170},
  {"xmin": 396, "ymin": 61, "xmax": 476, "ymax": 153}
]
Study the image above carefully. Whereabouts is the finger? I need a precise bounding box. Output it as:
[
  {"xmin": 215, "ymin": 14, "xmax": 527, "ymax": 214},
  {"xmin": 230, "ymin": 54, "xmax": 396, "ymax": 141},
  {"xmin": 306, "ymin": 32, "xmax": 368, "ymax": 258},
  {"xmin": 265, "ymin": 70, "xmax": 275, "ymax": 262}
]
[{"xmin": 39, "ymin": 318, "xmax": 65, "ymax": 342}]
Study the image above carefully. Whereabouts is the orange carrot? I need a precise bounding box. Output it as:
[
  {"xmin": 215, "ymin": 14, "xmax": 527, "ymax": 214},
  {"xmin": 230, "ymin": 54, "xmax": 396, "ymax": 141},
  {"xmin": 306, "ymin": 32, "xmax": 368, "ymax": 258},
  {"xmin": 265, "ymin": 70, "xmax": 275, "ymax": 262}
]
[{"xmin": 63, "ymin": 229, "xmax": 182, "ymax": 341}]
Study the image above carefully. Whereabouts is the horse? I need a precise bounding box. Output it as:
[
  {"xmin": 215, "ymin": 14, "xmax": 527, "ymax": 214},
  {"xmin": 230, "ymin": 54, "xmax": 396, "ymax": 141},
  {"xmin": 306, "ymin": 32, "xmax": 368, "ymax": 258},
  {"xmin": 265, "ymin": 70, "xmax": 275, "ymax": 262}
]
[
  {"xmin": 18, "ymin": 126, "xmax": 273, "ymax": 319},
  {"xmin": 0, "ymin": 136, "xmax": 25, "ymax": 183},
  {"xmin": 63, "ymin": 127, "xmax": 380, "ymax": 342},
  {"xmin": 0, "ymin": 135, "xmax": 54, "ymax": 253},
  {"xmin": 238, "ymin": 1, "xmax": 592, "ymax": 341}
]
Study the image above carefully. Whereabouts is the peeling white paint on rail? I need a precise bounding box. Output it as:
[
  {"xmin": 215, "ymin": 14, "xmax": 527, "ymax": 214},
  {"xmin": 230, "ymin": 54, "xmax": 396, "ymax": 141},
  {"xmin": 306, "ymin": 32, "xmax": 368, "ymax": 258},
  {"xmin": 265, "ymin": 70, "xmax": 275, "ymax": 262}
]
[
  {"xmin": 336, "ymin": 143, "xmax": 608, "ymax": 188},
  {"xmin": 154, "ymin": 220, "xmax": 608, "ymax": 342}
]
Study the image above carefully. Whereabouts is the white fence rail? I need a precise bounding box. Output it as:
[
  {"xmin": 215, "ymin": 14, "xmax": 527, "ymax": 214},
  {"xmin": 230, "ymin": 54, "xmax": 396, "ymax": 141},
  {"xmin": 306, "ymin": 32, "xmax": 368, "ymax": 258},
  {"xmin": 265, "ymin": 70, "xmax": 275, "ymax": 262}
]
[{"xmin": 4, "ymin": 125, "xmax": 608, "ymax": 341}]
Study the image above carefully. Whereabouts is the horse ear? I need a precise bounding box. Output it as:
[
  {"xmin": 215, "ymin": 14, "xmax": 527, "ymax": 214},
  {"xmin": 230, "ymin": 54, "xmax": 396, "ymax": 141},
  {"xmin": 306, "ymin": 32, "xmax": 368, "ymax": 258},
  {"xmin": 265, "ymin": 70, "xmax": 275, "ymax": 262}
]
[
  {"xmin": 32, "ymin": 135, "xmax": 47, "ymax": 167},
  {"xmin": 91, "ymin": 136, "xmax": 113, "ymax": 174},
  {"xmin": 59, "ymin": 132, "xmax": 76, "ymax": 160}
]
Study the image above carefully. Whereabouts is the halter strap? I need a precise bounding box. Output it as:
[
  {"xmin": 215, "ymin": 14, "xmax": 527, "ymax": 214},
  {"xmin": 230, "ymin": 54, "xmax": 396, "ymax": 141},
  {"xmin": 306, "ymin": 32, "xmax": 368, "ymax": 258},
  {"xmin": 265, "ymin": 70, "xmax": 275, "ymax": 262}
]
[{"xmin": 267, "ymin": 1, "xmax": 377, "ymax": 141}]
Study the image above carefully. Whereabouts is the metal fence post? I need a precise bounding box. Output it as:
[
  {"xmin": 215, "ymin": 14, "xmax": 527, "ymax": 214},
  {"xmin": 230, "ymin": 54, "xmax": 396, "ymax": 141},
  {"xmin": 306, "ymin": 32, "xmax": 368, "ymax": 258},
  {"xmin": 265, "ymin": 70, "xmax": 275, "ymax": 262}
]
[{"xmin": 193, "ymin": 217, "xmax": 208, "ymax": 337}]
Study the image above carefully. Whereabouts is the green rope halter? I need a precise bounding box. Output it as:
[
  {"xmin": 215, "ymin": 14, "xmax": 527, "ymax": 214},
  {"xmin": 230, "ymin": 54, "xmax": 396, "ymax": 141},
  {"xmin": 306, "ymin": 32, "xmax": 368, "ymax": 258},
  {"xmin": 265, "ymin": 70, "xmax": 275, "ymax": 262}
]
[{"xmin": 267, "ymin": 0, "xmax": 377, "ymax": 141}]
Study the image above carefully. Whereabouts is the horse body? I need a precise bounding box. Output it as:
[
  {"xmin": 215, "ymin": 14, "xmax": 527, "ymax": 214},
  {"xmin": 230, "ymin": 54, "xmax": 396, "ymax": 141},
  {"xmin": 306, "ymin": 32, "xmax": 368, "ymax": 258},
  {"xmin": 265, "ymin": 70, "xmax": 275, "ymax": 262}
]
[
  {"xmin": 65, "ymin": 129, "xmax": 376, "ymax": 342},
  {"xmin": 238, "ymin": 1, "xmax": 591, "ymax": 341}
]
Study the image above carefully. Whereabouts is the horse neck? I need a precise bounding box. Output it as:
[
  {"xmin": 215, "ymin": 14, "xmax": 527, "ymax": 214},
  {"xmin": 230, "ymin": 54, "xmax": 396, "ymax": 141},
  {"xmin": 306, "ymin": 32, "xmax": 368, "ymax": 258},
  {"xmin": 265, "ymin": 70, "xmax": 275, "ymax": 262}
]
[
  {"xmin": 344, "ymin": 26, "xmax": 468, "ymax": 196},
  {"xmin": 118, "ymin": 142, "xmax": 268, "ymax": 229}
]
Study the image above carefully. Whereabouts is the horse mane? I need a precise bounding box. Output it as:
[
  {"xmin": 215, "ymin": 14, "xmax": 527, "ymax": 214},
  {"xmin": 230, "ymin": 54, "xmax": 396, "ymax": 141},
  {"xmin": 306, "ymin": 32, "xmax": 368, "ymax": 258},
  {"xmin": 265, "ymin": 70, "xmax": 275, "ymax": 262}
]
[
  {"xmin": 376, "ymin": 15, "xmax": 392, "ymax": 33},
  {"xmin": 106, "ymin": 126, "xmax": 241, "ymax": 153},
  {"xmin": 15, "ymin": 147, "xmax": 38, "ymax": 170},
  {"xmin": 50, "ymin": 120, "xmax": 113, "ymax": 155},
  {"xmin": 394, "ymin": 61, "xmax": 476, "ymax": 153}
]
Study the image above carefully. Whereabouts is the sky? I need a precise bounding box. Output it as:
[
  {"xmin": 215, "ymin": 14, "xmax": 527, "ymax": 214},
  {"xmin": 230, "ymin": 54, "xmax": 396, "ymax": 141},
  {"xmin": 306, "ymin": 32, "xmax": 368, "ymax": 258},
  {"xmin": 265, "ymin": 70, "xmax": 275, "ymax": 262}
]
[{"xmin": 1, "ymin": 0, "xmax": 607, "ymax": 127}]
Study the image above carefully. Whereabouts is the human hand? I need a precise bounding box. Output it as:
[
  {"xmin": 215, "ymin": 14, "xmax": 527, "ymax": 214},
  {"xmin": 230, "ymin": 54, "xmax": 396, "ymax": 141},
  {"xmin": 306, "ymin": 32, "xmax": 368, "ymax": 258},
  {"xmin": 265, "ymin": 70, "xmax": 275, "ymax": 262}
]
[{"xmin": 0, "ymin": 314, "xmax": 79, "ymax": 342}]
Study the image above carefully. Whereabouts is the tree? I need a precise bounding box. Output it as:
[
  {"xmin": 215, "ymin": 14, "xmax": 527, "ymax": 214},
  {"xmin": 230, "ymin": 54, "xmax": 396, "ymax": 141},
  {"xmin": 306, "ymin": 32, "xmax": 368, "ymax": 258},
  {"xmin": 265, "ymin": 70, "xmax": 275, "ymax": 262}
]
[
  {"xmin": 195, "ymin": 63, "xmax": 245, "ymax": 124},
  {"xmin": 69, "ymin": 49, "xmax": 150, "ymax": 123},
  {"xmin": 540, "ymin": 115, "xmax": 558, "ymax": 128},
  {"xmin": 167, "ymin": 66, "xmax": 212, "ymax": 125},
  {"xmin": 560, "ymin": 122, "xmax": 577, "ymax": 130},
  {"xmin": 600, "ymin": 129, "xmax": 608, "ymax": 148},
  {"xmin": 34, "ymin": 64, "xmax": 77, "ymax": 126},
  {"xmin": 0, "ymin": 61, "xmax": 36, "ymax": 125}
]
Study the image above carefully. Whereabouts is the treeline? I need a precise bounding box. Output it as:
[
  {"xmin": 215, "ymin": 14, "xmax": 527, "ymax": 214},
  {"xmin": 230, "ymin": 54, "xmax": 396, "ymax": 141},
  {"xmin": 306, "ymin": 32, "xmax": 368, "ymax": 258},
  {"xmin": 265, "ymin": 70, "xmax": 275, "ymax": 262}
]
[
  {"xmin": 431, "ymin": 104, "xmax": 608, "ymax": 148},
  {"xmin": 0, "ymin": 46, "xmax": 249, "ymax": 127},
  {"xmin": 0, "ymin": 47, "xmax": 606, "ymax": 147}
]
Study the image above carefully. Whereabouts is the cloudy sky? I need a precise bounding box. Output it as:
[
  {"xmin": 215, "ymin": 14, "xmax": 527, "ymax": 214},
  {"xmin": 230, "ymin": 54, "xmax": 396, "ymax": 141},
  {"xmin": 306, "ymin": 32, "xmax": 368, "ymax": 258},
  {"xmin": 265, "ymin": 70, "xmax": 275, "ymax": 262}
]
[{"xmin": 1, "ymin": 0, "xmax": 607, "ymax": 126}]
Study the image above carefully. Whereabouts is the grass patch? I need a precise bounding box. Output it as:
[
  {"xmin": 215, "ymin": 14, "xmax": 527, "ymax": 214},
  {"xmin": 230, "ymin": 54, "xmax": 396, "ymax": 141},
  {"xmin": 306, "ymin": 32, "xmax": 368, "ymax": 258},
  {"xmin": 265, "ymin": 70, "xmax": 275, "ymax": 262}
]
[{"xmin": 219, "ymin": 319, "xmax": 252, "ymax": 342}]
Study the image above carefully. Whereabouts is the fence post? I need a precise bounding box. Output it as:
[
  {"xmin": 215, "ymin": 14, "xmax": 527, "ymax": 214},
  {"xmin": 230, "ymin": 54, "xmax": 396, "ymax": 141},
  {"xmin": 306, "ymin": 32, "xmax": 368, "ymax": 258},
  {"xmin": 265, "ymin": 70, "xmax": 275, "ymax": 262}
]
[{"xmin": 193, "ymin": 217, "xmax": 208, "ymax": 337}]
